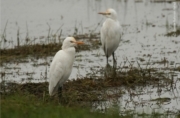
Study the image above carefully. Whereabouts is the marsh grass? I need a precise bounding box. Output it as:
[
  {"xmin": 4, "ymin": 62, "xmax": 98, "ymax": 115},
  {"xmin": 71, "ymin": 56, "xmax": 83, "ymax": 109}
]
[
  {"xmin": 0, "ymin": 81, "xmax": 130, "ymax": 118},
  {"xmin": 0, "ymin": 36, "xmax": 99, "ymax": 64},
  {"xmin": 1, "ymin": 91, "xmax": 132, "ymax": 118},
  {"xmin": 1, "ymin": 61, "xmax": 180, "ymax": 117},
  {"xmin": 165, "ymin": 29, "xmax": 180, "ymax": 37},
  {"xmin": 0, "ymin": 22, "xmax": 101, "ymax": 64},
  {"xmin": 1, "ymin": 62, "xmax": 176, "ymax": 100}
]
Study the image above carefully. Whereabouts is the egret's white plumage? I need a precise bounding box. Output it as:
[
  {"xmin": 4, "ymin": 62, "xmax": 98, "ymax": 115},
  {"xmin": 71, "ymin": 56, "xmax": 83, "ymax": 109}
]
[
  {"xmin": 49, "ymin": 37, "xmax": 84, "ymax": 96},
  {"xmin": 99, "ymin": 8, "xmax": 122, "ymax": 64}
]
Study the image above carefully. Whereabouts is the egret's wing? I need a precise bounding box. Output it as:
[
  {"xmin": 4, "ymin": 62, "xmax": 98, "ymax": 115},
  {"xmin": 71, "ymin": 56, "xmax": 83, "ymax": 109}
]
[
  {"xmin": 100, "ymin": 22, "xmax": 109, "ymax": 55},
  {"xmin": 49, "ymin": 51, "xmax": 66, "ymax": 96},
  {"xmin": 101, "ymin": 19, "xmax": 122, "ymax": 57}
]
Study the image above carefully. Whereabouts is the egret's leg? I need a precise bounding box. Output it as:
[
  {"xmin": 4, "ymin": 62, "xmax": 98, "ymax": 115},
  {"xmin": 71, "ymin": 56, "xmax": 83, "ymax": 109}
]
[
  {"xmin": 58, "ymin": 86, "xmax": 62, "ymax": 99},
  {"xmin": 112, "ymin": 52, "xmax": 117, "ymax": 65},
  {"xmin": 112, "ymin": 52, "xmax": 117, "ymax": 68},
  {"xmin": 105, "ymin": 46, "xmax": 109, "ymax": 64},
  {"xmin": 106, "ymin": 56, "xmax": 109, "ymax": 64}
]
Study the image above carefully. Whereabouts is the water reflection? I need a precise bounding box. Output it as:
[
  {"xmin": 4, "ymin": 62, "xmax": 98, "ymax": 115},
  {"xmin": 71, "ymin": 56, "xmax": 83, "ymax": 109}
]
[{"xmin": 93, "ymin": 73, "xmax": 180, "ymax": 115}]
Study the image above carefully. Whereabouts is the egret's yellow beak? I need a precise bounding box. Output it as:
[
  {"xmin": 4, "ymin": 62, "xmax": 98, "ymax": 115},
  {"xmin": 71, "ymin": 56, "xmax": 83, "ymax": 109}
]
[
  {"xmin": 98, "ymin": 12, "xmax": 111, "ymax": 15},
  {"xmin": 75, "ymin": 41, "xmax": 84, "ymax": 45}
]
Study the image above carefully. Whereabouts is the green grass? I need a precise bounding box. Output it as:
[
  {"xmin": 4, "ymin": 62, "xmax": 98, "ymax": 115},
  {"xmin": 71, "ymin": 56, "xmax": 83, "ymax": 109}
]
[
  {"xmin": 2, "ymin": 91, "xmax": 179, "ymax": 118},
  {"xmin": 1, "ymin": 92, "xmax": 130, "ymax": 118}
]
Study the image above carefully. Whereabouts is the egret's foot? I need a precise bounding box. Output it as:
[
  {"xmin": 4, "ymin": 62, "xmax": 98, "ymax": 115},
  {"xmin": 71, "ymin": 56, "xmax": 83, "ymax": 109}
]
[
  {"xmin": 113, "ymin": 60, "xmax": 117, "ymax": 68},
  {"xmin": 106, "ymin": 63, "xmax": 111, "ymax": 68},
  {"xmin": 104, "ymin": 63, "xmax": 112, "ymax": 78}
]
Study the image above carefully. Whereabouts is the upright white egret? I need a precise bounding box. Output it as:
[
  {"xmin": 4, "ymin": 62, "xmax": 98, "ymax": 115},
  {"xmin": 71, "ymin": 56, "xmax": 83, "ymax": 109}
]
[
  {"xmin": 98, "ymin": 8, "xmax": 122, "ymax": 65},
  {"xmin": 49, "ymin": 37, "xmax": 84, "ymax": 97}
]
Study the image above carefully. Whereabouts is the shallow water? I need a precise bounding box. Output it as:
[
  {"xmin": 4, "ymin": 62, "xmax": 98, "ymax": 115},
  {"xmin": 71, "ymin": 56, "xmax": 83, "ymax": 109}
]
[
  {"xmin": 93, "ymin": 73, "xmax": 180, "ymax": 115},
  {"xmin": 1, "ymin": 0, "xmax": 180, "ymax": 116}
]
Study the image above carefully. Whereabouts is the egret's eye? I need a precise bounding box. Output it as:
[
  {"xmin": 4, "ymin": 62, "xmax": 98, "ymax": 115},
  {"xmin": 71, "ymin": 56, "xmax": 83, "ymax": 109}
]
[{"xmin": 70, "ymin": 41, "xmax": 74, "ymax": 43}]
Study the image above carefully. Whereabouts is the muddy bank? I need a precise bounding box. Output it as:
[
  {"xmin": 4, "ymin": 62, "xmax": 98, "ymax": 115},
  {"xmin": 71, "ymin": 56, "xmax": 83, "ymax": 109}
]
[{"xmin": 1, "ymin": 65, "xmax": 177, "ymax": 104}]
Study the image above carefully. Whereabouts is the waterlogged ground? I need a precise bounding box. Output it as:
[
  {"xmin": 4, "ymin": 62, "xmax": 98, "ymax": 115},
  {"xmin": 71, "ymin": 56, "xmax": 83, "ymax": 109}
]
[{"xmin": 1, "ymin": 0, "xmax": 180, "ymax": 116}]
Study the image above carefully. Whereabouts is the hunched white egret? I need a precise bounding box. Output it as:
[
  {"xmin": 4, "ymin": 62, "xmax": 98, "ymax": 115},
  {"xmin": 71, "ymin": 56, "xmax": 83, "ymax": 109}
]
[
  {"xmin": 98, "ymin": 8, "xmax": 123, "ymax": 65},
  {"xmin": 49, "ymin": 37, "xmax": 84, "ymax": 98}
]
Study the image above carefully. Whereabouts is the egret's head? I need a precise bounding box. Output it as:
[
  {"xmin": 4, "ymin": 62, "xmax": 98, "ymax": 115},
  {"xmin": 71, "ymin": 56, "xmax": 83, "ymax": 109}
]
[
  {"xmin": 98, "ymin": 8, "xmax": 117, "ymax": 20},
  {"xmin": 62, "ymin": 37, "xmax": 84, "ymax": 49}
]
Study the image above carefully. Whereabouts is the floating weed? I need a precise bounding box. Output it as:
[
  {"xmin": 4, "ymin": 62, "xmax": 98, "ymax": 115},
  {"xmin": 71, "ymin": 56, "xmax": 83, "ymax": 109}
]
[
  {"xmin": 150, "ymin": 97, "xmax": 171, "ymax": 104},
  {"xmin": 165, "ymin": 29, "xmax": 180, "ymax": 37},
  {"xmin": 174, "ymin": 66, "xmax": 180, "ymax": 72},
  {"xmin": 153, "ymin": 58, "xmax": 169, "ymax": 65},
  {"xmin": 137, "ymin": 57, "xmax": 146, "ymax": 62}
]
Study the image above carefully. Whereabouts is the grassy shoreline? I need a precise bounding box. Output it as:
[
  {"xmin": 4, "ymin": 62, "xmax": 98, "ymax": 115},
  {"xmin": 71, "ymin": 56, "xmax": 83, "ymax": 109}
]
[
  {"xmin": 1, "ymin": 92, "xmax": 122, "ymax": 118},
  {"xmin": 2, "ymin": 87, "xmax": 179, "ymax": 118},
  {"xmin": 1, "ymin": 65, "xmax": 180, "ymax": 117}
]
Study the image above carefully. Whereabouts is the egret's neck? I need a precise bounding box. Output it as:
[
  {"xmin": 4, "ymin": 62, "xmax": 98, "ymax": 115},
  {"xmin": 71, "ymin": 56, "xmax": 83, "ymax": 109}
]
[
  {"xmin": 62, "ymin": 44, "xmax": 69, "ymax": 50},
  {"xmin": 107, "ymin": 17, "xmax": 119, "ymax": 24},
  {"xmin": 108, "ymin": 14, "xmax": 118, "ymax": 21},
  {"xmin": 62, "ymin": 47, "xmax": 76, "ymax": 55},
  {"xmin": 112, "ymin": 17, "xmax": 118, "ymax": 21}
]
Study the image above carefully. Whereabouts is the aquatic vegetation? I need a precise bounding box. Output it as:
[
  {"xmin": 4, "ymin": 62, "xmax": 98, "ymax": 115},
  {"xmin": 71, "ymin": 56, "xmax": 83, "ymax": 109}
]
[
  {"xmin": 0, "ymin": 34, "xmax": 100, "ymax": 64},
  {"xmin": 1, "ymin": 63, "xmax": 179, "ymax": 117},
  {"xmin": 165, "ymin": 29, "xmax": 180, "ymax": 37}
]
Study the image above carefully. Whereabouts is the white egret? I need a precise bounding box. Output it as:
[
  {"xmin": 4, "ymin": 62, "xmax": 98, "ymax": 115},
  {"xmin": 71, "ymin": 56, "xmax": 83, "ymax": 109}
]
[
  {"xmin": 98, "ymin": 8, "xmax": 123, "ymax": 65},
  {"xmin": 49, "ymin": 37, "xmax": 84, "ymax": 97}
]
